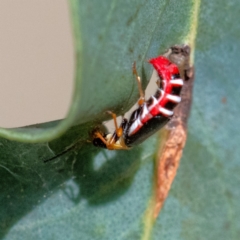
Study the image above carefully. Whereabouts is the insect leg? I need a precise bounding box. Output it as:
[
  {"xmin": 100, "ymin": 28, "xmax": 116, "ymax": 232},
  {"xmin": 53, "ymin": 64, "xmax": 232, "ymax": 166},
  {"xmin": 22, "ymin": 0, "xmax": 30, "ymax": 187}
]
[
  {"xmin": 106, "ymin": 111, "xmax": 123, "ymax": 138},
  {"xmin": 132, "ymin": 62, "xmax": 145, "ymax": 106},
  {"xmin": 93, "ymin": 131, "xmax": 108, "ymax": 145}
]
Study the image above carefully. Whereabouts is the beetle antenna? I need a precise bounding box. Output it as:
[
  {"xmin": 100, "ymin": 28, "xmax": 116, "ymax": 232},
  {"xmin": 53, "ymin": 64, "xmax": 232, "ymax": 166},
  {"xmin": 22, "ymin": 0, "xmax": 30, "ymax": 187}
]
[{"xmin": 43, "ymin": 141, "xmax": 82, "ymax": 163}]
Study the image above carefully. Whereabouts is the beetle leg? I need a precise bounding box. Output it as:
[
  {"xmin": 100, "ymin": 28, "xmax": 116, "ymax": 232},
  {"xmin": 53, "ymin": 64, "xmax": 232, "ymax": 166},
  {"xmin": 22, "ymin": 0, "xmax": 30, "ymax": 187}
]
[
  {"xmin": 132, "ymin": 62, "xmax": 145, "ymax": 106},
  {"xmin": 106, "ymin": 111, "xmax": 123, "ymax": 138},
  {"xmin": 94, "ymin": 131, "xmax": 108, "ymax": 145}
]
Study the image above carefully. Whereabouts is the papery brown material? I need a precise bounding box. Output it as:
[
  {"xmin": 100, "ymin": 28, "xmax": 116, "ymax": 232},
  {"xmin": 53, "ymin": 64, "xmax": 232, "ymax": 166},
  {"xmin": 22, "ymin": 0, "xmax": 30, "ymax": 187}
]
[{"xmin": 154, "ymin": 45, "xmax": 194, "ymax": 218}]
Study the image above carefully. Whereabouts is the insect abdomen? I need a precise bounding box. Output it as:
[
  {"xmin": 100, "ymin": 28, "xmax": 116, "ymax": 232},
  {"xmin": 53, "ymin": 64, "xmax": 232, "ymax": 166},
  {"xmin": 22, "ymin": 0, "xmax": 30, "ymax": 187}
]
[{"xmin": 125, "ymin": 56, "xmax": 183, "ymax": 146}]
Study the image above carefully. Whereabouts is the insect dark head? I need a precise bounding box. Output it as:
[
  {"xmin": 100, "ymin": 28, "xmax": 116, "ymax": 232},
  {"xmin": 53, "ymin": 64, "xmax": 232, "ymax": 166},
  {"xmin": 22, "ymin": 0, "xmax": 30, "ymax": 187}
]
[
  {"xmin": 92, "ymin": 137, "xmax": 107, "ymax": 148},
  {"xmin": 91, "ymin": 127, "xmax": 108, "ymax": 149}
]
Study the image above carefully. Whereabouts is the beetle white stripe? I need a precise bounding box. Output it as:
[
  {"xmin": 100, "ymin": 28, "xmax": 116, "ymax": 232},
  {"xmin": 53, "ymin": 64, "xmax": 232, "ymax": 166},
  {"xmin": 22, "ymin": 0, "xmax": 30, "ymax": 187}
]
[
  {"xmin": 170, "ymin": 79, "xmax": 183, "ymax": 86},
  {"xmin": 140, "ymin": 103, "xmax": 153, "ymax": 122},
  {"xmin": 159, "ymin": 107, "xmax": 173, "ymax": 117},
  {"xmin": 166, "ymin": 94, "xmax": 181, "ymax": 103},
  {"xmin": 128, "ymin": 116, "xmax": 143, "ymax": 136}
]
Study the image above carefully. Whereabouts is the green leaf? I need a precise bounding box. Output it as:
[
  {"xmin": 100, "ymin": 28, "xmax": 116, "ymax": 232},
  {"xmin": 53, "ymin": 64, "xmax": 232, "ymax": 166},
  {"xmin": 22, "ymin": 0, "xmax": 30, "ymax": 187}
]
[
  {"xmin": 0, "ymin": 0, "xmax": 193, "ymax": 143},
  {"xmin": 1, "ymin": 0, "xmax": 239, "ymax": 239}
]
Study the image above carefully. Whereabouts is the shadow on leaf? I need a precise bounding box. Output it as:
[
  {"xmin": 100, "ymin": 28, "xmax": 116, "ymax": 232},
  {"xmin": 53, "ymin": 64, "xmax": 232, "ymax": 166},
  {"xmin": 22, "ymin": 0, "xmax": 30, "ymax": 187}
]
[{"xmin": 0, "ymin": 125, "xmax": 142, "ymax": 238}]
